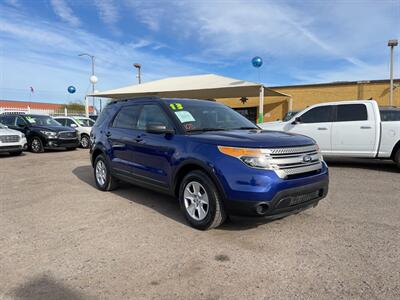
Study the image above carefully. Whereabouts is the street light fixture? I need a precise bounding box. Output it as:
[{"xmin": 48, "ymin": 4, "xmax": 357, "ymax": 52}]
[
  {"xmin": 79, "ymin": 53, "xmax": 101, "ymax": 112},
  {"xmin": 134, "ymin": 63, "xmax": 141, "ymax": 84},
  {"xmin": 388, "ymin": 39, "xmax": 398, "ymax": 106}
]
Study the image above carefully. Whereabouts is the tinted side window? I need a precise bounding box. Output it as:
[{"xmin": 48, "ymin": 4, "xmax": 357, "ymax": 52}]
[
  {"xmin": 56, "ymin": 118, "xmax": 66, "ymax": 126},
  {"xmin": 300, "ymin": 106, "xmax": 334, "ymax": 123},
  {"xmin": 112, "ymin": 105, "xmax": 141, "ymax": 129},
  {"xmin": 16, "ymin": 116, "xmax": 27, "ymax": 127},
  {"xmin": 380, "ymin": 110, "xmax": 400, "ymax": 121},
  {"xmin": 137, "ymin": 105, "xmax": 172, "ymax": 130},
  {"xmin": 94, "ymin": 106, "xmax": 112, "ymax": 127},
  {"xmin": 0, "ymin": 115, "xmax": 16, "ymax": 126},
  {"xmin": 337, "ymin": 104, "xmax": 368, "ymax": 122},
  {"xmin": 65, "ymin": 119, "xmax": 76, "ymax": 127}
]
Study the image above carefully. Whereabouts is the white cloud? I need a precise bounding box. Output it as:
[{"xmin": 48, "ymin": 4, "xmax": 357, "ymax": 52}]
[
  {"xmin": 93, "ymin": 0, "xmax": 119, "ymax": 26},
  {"xmin": 49, "ymin": 0, "xmax": 80, "ymax": 27},
  {"xmin": 0, "ymin": 5, "xmax": 204, "ymax": 102}
]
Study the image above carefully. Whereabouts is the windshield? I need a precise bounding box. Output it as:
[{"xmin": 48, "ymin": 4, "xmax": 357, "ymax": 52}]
[
  {"xmin": 165, "ymin": 100, "xmax": 258, "ymax": 132},
  {"xmin": 283, "ymin": 111, "xmax": 299, "ymax": 122},
  {"xmin": 25, "ymin": 115, "xmax": 61, "ymax": 126},
  {"xmin": 75, "ymin": 118, "xmax": 95, "ymax": 127}
]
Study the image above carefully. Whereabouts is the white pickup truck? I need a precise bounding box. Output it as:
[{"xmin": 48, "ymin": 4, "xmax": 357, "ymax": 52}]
[{"xmin": 259, "ymin": 100, "xmax": 400, "ymax": 167}]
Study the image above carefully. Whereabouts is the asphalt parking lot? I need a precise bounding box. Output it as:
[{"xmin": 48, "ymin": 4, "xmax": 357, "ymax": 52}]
[{"xmin": 1, "ymin": 149, "xmax": 399, "ymax": 300}]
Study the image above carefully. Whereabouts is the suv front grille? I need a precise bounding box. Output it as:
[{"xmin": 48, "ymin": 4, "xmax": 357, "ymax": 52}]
[
  {"xmin": 58, "ymin": 131, "xmax": 77, "ymax": 139},
  {"xmin": 0, "ymin": 135, "xmax": 20, "ymax": 143},
  {"xmin": 262, "ymin": 145, "xmax": 323, "ymax": 179}
]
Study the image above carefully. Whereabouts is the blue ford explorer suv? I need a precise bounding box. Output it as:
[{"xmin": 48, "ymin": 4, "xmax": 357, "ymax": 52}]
[{"xmin": 90, "ymin": 98, "xmax": 329, "ymax": 230}]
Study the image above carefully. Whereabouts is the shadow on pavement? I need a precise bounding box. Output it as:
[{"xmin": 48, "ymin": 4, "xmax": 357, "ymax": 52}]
[
  {"xmin": 72, "ymin": 165, "xmax": 273, "ymax": 231},
  {"xmin": 325, "ymin": 157, "xmax": 399, "ymax": 173},
  {"xmin": 9, "ymin": 274, "xmax": 93, "ymax": 300}
]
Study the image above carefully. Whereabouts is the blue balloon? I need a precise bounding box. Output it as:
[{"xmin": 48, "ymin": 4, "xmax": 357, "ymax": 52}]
[
  {"xmin": 251, "ymin": 56, "xmax": 263, "ymax": 68},
  {"xmin": 67, "ymin": 86, "xmax": 76, "ymax": 94}
]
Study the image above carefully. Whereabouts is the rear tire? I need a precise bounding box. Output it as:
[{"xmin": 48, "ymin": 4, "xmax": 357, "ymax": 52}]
[
  {"xmin": 179, "ymin": 170, "xmax": 226, "ymax": 230},
  {"xmin": 30, "ymin": 137, "xmax": 44, "ymax": 153},
  {"xmin": 94, "ymin": 154, "xmax": 119, "ymax": 191}
]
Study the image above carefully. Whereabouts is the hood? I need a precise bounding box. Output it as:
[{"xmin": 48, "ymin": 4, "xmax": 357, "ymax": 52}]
[
  {"xmin": 188, "ymin": 129, "xmax": 314, "ymax": 148},
  {"xmin": 30, "ymin": 125, "xmax": 76, "ymax": 133},
  {"xmin": 0, "ymin": 127, "xmax": 23, "ymax": 136}
]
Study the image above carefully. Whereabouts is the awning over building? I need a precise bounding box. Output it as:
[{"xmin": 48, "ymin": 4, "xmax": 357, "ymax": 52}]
[{"xmin": 88, "ymin": 74, "xmax": 288, "ymax": 99}]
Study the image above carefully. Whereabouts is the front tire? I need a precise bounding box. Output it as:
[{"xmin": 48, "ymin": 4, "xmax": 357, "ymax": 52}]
[
  {"xmin": 80, "ymin": 134, "xmax": 90, "ymax": 149},
  {"xmin": 94, "ymin": 154, "xmax": 118, "ymax": 191},
  {"xmin": 30, "ymin": 137, "xmax": 44, "ymax": 153},
  {"xmin": 179, "ymin": 170, "xmax": 226, "ymax": 230}
]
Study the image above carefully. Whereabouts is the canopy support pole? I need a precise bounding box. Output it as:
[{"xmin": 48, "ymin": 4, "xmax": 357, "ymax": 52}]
[
  {"xmin": 258, "ymin": 85, "xmax": 264, "ymax": 123},
  {"xmin": 85, "ymin": 96, "xmax": 89, "ymax": 117}
]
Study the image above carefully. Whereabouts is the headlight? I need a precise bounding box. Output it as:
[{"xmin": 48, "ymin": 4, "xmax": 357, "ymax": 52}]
[
  {"xmin": 40, "ymin": 130, "xmax": 57, "ymax": 138},
  {"xmin": 217, "ymin": 146, "xmax": 273, "ymax": 169}
]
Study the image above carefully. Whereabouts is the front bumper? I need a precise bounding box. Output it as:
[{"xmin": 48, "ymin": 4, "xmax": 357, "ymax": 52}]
[
  {"xmin": 45, "ymin": 138, "xmax": 80, "ymax": 149},
  {"xmin": 0, "ymin": 145, "xmax": 23, "ymax": 152},
  {"xmin": 224, "ymin": 178, "xmax": 328, "ymax": 217}
]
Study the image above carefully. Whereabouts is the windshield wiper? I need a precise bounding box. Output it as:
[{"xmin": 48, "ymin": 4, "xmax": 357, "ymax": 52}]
[
  {"xmin": 187, "ymin": 128, "xmax": 226, "ymax": 132},
  {"xmin": 231, "ymin": 127, "xmax": 259, "ymax": 130}
]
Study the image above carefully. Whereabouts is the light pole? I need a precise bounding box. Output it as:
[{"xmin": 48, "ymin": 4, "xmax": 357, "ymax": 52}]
[
  {"xmin": 134, "ymin": 63, "xmax": 141, "ymax": 84},
  {"xmin": 388, "ymin": 39, "xmax": 398, "ymax": 106},
  {"xmin": 79, "ymin": 53, "xmax": 100, "ymax": 112}
]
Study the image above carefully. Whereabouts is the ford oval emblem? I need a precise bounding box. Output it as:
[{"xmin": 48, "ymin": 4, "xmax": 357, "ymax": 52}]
[{"xmin": 303, "ymin": 155, "xmax": 312, "ymax": 163}]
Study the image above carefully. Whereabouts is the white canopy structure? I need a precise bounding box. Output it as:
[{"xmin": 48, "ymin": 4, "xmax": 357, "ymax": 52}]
[{"xmin": 87, "ymin": 74, "xmax": 290, "ymax": 122}]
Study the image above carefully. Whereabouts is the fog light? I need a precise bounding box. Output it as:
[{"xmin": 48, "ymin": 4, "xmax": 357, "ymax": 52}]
[{"xmin": 255, "ymin": 203, "xmax": 269, "ymax": 215}]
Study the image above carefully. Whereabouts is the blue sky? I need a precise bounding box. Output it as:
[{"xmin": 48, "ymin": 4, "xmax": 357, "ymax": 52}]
[{"xmin": 0, "ymin": 0, "xmax": 399, "ymax": 105}]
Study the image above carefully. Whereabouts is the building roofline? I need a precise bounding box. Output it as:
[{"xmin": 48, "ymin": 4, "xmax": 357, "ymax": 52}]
[{"xmin": 270, "ymin": 78, "xmax": 400, "ymax": 89}]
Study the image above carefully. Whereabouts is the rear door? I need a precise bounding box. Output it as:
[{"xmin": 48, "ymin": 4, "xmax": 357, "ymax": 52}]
[
  {"xmin": 284, "ymin": 105, "xmax": 334, "ymax": 154},
  {"xmin": 331, "ymin": 103, "xmax": 377, "ymax": 157},
  {"xmin": 106, "ymin": 104, "xmax": 142, "ymax": 175}
]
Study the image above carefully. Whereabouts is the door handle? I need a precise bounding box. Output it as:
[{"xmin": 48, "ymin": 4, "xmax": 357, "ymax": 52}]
[
  {"xmin": 360, "ymin": 126, "xmax": 371, "ymax": 129},
  {"xmin": 317, "ymin": 127, "xmax": 328, "ymax": 130}
]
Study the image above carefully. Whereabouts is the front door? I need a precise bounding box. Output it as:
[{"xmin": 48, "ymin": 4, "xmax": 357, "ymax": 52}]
[
  {"xmin": 283, "ymin": 105, "xmax": 334, "ymax": 154},
  {"xmin": 131, "ymin": 104, "xmax": 176, "ymax": 187}
]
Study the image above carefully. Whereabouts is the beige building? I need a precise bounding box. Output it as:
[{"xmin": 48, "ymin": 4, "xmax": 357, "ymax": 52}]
[{"xmin": 217, "ymin": 79, "xmax": 400, "ymax": 122}]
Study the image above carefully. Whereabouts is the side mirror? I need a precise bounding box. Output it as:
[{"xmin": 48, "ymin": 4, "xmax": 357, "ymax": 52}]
[
  {"xmin": 146, "ymin": 123, "xmax": 174, "ymax": 134},
  {"xmin": 291, "ymin": 117, "xmax": 301, "ymax": 125},
  {"xmin": 70, "ymin": 123, "xmax": 78, "ymax": 128}
]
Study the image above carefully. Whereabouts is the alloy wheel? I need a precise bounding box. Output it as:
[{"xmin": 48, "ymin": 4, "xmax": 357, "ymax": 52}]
[
  {"xmin": 95, "ymin": 160, "xmax": 107, "ymax": 186},
  {"xmin": 183, "ymin": 181, "xmax": 209, "ymax": 221}
]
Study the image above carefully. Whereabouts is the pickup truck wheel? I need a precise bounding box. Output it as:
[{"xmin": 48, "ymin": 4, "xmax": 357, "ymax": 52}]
[
  {"xmin": 394, "ymin": 148, "xmax": 400, "ymax": 168},
  {"xmin": 30, "ymin": 137, "xmax": 44, "ymax": 153},
  {"xmin": 179, "ymin": 170, "xmax": 226, "ymax": 230},
  {"xmin": 94, "ymin": 154, "xmax": 118, "ymax": 191},
  {"xmin": 80, "ymin": 134, "xmax": 90, "ymax": 149}
]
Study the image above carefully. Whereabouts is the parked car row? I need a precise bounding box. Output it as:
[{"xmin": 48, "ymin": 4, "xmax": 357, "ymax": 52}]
[{"xmin": 0, "ymin": 114, "xmax": 95, "ymax": 155}]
